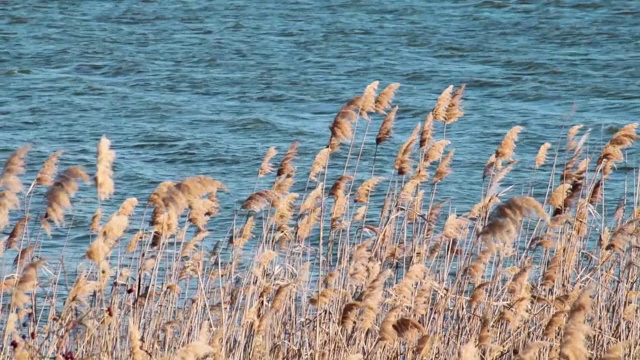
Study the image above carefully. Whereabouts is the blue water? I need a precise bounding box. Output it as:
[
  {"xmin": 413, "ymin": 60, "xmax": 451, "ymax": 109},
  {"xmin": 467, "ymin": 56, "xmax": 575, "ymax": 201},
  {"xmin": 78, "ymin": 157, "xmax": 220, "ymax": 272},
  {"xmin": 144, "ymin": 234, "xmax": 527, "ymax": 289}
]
[{"xmin": 2, "ymin": 1, "xmax": 640, "ymax": 256}]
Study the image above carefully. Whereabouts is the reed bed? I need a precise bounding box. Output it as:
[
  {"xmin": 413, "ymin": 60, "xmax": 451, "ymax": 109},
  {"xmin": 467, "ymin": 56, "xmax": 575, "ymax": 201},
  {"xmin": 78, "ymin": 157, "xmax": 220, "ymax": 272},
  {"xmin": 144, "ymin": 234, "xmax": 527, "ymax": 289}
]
[{"xmin": 1, "ymin": 82, "xmax": 639, "ymax": 360}]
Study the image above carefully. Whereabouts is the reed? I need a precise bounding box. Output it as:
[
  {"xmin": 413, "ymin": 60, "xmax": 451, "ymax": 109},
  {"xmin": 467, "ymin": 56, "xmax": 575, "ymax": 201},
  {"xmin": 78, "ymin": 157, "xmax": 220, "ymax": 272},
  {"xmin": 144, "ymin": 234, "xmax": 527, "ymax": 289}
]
[{"xmin": 0, "ymin": 82, "xmax": 639, "ymax": 360}]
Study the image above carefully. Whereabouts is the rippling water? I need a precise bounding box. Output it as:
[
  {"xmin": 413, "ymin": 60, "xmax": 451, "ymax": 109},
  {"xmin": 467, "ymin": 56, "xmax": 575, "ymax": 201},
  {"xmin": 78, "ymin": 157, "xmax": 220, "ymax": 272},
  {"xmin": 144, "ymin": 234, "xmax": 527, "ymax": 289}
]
[{"xmin": 2, "ymin": 1, "xmax": 640, "ymax": 256}]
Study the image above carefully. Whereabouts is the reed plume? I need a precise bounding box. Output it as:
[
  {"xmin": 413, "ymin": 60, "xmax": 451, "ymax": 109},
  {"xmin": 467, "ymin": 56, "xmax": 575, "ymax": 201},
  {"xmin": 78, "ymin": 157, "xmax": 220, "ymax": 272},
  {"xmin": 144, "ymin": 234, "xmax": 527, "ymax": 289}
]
[
  {"xmin": 559, "ymin": 285, "xmax": 594, "ymax": 360},
  {"xmin": 328, "ymin": 109, "xmax": 356, "ymax": 151},
  {"xmin": 535, "ymin": 142, "xmax": 552, "ymax": 169},
  {"xmin": 445, "ymin": 84, "xmax": 465, "ymax": 124},
  {"xmin": 0, "ymin": 145, "xmax": 30, "ymax": 194},
  {"xmin": 420, "ymin": 112, "xmax": 434, "ymax": 149},
  {"xmin": 433, "ymin": 150, "xmax": 454, "ymax": 183},
  {"xmin": 95, "ymin": 135, "xmax": 116, "ymax": 200},
  {"xmin": 355, "ymin": 177, "xmax": 383, "ymax": 203},
  {"xmin": 360, "ymin": 80, "xmax": 380, "ymax": 118},
  {"xmin": 129, "ymin": 318, "xmax": 149, "ymax": 360},
  {"xmin": 90, "ymin": 207, "xmax": 102, "ymax": 233},
  {"xmin": 479, "ymin": 196, "xmax": 548, "ymax": 247},
  {"xmin": 394, "ymin": 123, "xmax": 421, "ymax": 175},
  {"xmin": 433, "ymin": 85, "xmax": 453, "ymax": 121},
  {"xmin": 375, "ymin": 106, "xmax": 398, "ymax": 145},
  {"xmin": 42, "ymin": 166, "xmax": 90, "ymax": 234},
  {"xmin": 277, "ymin": 141, "xmax": 300, "ymax": 177},
  {"xmin": 495, "ymin": 126, "xmax": 524, "ymax": 161},
  {"xmin": 309, "ymin": 148, "xmax": 331, "ymax": 181},
  {"xmin": 258, "ymin": 146, "xmax": 277, "ymax": 177},
  {"xmin": 375, "ymin": 82, "xmax": 400, "ymax": 114},
  {"xmin": 457, "ymin": 338, "xmax": 480, "ymax": 360},
  {"xmin": 6, "ymin": 215, "xmax": 29, "ymax": 249}
]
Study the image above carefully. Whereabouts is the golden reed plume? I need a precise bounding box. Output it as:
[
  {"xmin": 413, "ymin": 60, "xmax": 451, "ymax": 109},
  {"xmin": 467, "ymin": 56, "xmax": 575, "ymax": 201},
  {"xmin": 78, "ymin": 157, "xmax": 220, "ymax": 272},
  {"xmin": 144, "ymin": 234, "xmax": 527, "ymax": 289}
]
[{"xmin": 95, "ymin": 136, "xmax": 116, "ymax": 201}]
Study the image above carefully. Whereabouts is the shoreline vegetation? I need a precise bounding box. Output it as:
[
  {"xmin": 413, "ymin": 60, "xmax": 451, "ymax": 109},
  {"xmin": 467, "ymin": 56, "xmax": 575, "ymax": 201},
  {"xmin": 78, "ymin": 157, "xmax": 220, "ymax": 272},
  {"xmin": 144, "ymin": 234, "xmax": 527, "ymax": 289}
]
[{"xmin": 1, "ymin": 82, "xmax": 639, "ymax": 359}]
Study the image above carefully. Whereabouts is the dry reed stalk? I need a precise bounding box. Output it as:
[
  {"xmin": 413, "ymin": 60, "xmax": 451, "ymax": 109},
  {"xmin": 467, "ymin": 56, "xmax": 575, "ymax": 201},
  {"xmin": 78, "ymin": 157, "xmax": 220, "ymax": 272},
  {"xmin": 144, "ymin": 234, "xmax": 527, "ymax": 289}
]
[
  {"xmin": 375, "ymin": 83, "xmax": 400, "ymax": 114},
  {"xmin": 535, "ymin": 143, "xmax": 552, "ymax": 169},
  {"xmin": 376, "ymin": 106, "xmax": 399, "ymax": 146},
  {"xmin": 258, "ymin": 146, "xmax": 277, "ymax": 177},
  {"xmin": 433, "ymin": 85, "xmax": 453, "ymax": 121},
  {"xmin": 95, "ymin": 136, "xmax": 116, "ymax": 200},
  {"xmin": 35, "ymin": 150, "xmax": 63, "ymax": 187},
  {"xmin": 445, "ymin": 84, "xmax": 465, "ymax": 124},
  {"xmin": 394, "ymin": 123, "xmax": 421, "ymax": 175},
  {"xmin": 309, "ymin": 148, "xmax": 331, "ymax": 181},
  {"xmin": 416, "ymin": 335, "xmax": 437, "ymax": 358}
]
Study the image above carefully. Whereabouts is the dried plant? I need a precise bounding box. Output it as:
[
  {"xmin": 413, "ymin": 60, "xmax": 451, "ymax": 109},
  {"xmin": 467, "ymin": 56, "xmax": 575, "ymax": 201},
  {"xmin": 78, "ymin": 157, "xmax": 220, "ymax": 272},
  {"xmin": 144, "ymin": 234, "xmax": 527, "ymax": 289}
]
[
  {"xmin": 433, "ymin": 85, "xmax": 453, "ymax": 121},
  {"xmin": 1, "ymin": 83, "xmax": 639, "ymax": 360},
  {"xmin": 258, "ymin": 146, "xmax": 277, "ymax": 177},
  {"xmin": 535, "ymin": 142, "xmax": 552, "ymax": 169},
  {"xmin": 445, "ymin": 84, "xmax": 465, "ymax": 124},
  {"xmin": 376, "ymin": 106, "xmax": 399, "ymax": 145},
  {"xmin": 35, "ymin": 150, "xmax": 63, "ymax": 187},
  {"xmin": 42, "ymin": 166, "xmax": 90, "ymax": 234},
  {"xmin": 309, "ymin": 148, "xmax": 331, "ymax": 181},
  {"xmin": 95, "ymin": 135, "xmax": 116, "ymax": 200},
  {"xmin": 394, "ymin": 123, "xmax": 421, "ymax": 175},
  {"xmin": 375, "ymin": 83, "xmax": 400, "ymax": 114},
  {"xmin": 495, "ymin": 126, "xmax": 524, "ymax": 161}
]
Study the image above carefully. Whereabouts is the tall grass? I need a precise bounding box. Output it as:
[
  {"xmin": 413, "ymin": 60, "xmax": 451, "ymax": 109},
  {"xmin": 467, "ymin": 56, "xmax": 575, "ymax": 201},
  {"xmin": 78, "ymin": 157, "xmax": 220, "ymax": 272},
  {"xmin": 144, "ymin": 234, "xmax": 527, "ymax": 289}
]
[{"xmin": 1, "ymin": 82, "xmax": 639, "ymax": 360}]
